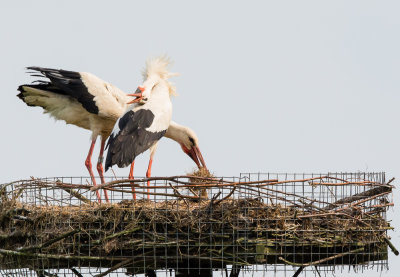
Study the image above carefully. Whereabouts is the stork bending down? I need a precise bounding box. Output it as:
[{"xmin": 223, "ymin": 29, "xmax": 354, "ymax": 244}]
[{"xmin": 127, "ymin": 121, "xmax": 207, "ymax": 197}]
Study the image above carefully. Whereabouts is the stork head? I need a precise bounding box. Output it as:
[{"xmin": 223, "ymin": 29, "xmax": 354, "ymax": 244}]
[
  {"xmin": 127, "ymin": 56, "xmax": 178, "ymax": 105},
  {"xmin": 180, "ymin": 134, "xmax": 207, "ymax": 170},
  {"xmin": 166, "ymin": 122, "xmax": 207, "ymax": 170},
  {"xmin": 127, "ymin": 86, "xmax": 146, "ymax": 104}
]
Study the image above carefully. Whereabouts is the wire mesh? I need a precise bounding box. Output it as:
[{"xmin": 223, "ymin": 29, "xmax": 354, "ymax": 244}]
[{"xmin": 0, "ymin": 172, "xmax": 393, "ymax": 277}]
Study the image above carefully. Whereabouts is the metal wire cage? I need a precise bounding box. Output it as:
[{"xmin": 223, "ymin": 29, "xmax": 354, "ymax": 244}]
[{"xmin": 0, "ymin": 172, "xmax": 394, "ymax": 277}]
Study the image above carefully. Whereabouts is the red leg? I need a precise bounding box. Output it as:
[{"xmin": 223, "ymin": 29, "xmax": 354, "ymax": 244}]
[
  {"xmin": 85, "ymin": 138, "xmax": 102, "ymax": 203},
  {"xmin": 129, "ymin": 161, "xmax": 136, "ymax": 200},
  {"xmin": 146, "ymin": 158, "xmax": 153, "ymax": 200},
  {"xmin": 96, "ymin": 138, "xmax": 109, "ymax": 203}
]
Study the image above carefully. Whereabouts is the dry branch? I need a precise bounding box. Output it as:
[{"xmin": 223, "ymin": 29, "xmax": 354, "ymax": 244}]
[
  {"xmin": 94, "ymin": 258, "xmax": 134, "ymax": 277},
  {"xmin": 384, "ymin": 237, "xmax": 399, "ymax": 256},
  {"xmin": 61, "ymin": 187, "xmax": 93, "ymax": 204},
  {"xmin": 323, "ymin": 185, "xmax": 392, "ymax": 210},
  {"xmin": 18, "ymin": 229, "xmax": 80, "ymax": 252},
  {"xmin": 0, "ymin": 248, "xmax": 123, "ymax": 261},
  {"xmin": 278, "ymin": 247, "xmax": 365, "ymax": 267}
]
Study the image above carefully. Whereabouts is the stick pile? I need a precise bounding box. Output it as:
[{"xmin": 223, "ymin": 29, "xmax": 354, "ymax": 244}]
[{"xmin": 0, "ymin": 174, "xmax": 395, "ymax": 275}]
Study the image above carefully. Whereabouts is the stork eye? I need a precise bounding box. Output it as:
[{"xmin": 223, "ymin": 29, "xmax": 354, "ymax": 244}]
[{"xmin": 189, "ymin": 137, "xmax": 195, "ymax": 145}]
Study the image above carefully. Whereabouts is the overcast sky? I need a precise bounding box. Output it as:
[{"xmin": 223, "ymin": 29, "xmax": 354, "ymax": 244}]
[{"xmin": 0, "ymin": 1, "xmax": 399, "ymax": 276}]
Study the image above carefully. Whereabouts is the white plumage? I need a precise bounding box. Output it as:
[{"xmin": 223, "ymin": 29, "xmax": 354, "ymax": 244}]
[
  {"xmin": 18, "ymin": 57, "xmax": 206, "ymax": 202},
  {"xmin": 105, "ymin": 57, "xmax": 175, "ymax": 198}
]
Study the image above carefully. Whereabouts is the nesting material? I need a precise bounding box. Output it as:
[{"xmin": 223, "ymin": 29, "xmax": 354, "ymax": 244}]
[
  {"xmin": 0, "ymin": 174, "xmax": 395, "ymax": 275},
  {"xmin": 186, "ymin": 168, "xmax": 216, "ymax": 199},
  {"xmin": 0, "ymin": 193, "xmax": 392, "ymax": 272}
]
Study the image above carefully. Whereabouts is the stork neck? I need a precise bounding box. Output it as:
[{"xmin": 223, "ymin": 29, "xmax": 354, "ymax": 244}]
[{"xmin": 165, "ymin": 121, "xmax": 185, "ymax": 144}]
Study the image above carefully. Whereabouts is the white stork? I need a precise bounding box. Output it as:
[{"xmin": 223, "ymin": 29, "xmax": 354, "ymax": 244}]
[
  {"xmin": 105, "ymin": 57, "xmax": 175, "ymax": 198},
  {"xmin": 17, "ymin": 57, "xmax": 206, "ymax": 202},
  {"xmin": 125, "ymin": 120, "xmax": 207, "ymax": 199}
]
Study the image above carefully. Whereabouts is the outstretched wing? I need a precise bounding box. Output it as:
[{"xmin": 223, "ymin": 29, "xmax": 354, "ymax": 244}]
[
  {"xmin": 105, "ymin": 109, "xmax": 166, "ymax": 170},
  {"xmin": 24, "ymin": 67, "xmax": 128, "ymax": 118},
  {"xmin": 26, "ymin": 67, "xmax": 100, "ymax": 114}
]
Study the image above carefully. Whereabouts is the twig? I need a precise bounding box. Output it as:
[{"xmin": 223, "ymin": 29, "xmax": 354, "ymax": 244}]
[
  {"xmin": 61, "ymin": 187, "xmax": 93, "ymax": 205},
  {"xmin": 292, "ymin": 266, "xmax": 304, "ymax": 277},
  {"xmin": 297, "ymin": 211, "xmax": 373, "ymax": 227},
  {"xmin": 260, "ymin": 186, "xmax": 332, "ymax": 206},
  {"xmin": 279, "ymin": 247, "xmax": 364, "ymax": 266},
  {"xmin": 214, "ymin": 187, "xmax": 236, "ymax": 206},
  {"xmin": 92, "ymin": 227, "xmax": 142, "ymax": 245},
  {"xmin": 97, "ymin": 187, "xmax": 208, "ymax": 200},
  {"xmin": 368, "ymin": 203, "xmax": 394, "ymax": 209},
  {"xmin": 298, "ymin": 199, "xmax": 324, "ymax": 212},
  {"xmin": 309, "ymin": 181, "xmax": 378, "ymax": 186},
  {"xmin": 244, "ymin": 186, "xmax": 300, "ymax": 206},
  {"xmin": 383, "ymin": 237, "xmax": 399, "ymax": 256},
  {"xmin": 92, "ymin": 176, "xmax": 213, "ymax": 190},
  {"xmin": 70, "ymin": 268, "xmax": 84, "ymax": 277},
  {"xmin": 18, "ymin": 229, "xmax": 81, "ymax": 252},
  {"xmin": 386, "ymin": 177, "xmax": 395, "ymax": 185},
  {"xmin": 334, "ymin": 191, "xmax": 391, "ymax": 213},
  {"xmin": 314, "ymin": 266, "xmax": 322, "ymax": 277},
  {"xmin": 168, "ymin": 182, "xmax": 189, "ymax": 206},
  {"xmin": 229, "ymin": 264, "xmax": 241, "ymax": 277},
  {"xmin": 94, "ymin": 258, "xmax": 133, "ymax": 277},
  {"xmin": 13, "ymin": 215, "xmax": 33, "ymax": 222},
  {"xmin": 12, "ymin": 188, "xmax": 24, "ymax": 201},
  {"xmin": 0, "ymin": 248, "xmax": 124, "ymax": 261},
  {"xmin": 257, "ymin": 176, "xmax": 329, "ymax": 187},
  {"xmin": 92, "ymin": 177, "xmax": 278, "ymax": 191},
  {"xmin": 323, "ymin": 185, "xmax": 392, "ymax": 210},
  {"xmin": 187, "ymin": 186, "xmax": 199, "ymax": 197},
  {"xmin": 207, "ymin": 191, "xmax": 221, "ymax": 213},
  {"xmin": 0, "ymin": 208, "xmax": 31, "ymax": 223}
]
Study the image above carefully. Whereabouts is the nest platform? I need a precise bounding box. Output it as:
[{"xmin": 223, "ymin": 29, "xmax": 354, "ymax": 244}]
[{"xmin": 0, "ymin": 173, "xmax": 396, "ymax": 276}]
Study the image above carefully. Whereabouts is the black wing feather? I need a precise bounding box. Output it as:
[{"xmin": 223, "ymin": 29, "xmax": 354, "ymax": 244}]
[
  {"xmin": 105, "ymin": 109, "xmax": 166, "ymax": 171},
  {"xmin": 24, "ymin": 66, "xmax": 99, "ymax": 114}
]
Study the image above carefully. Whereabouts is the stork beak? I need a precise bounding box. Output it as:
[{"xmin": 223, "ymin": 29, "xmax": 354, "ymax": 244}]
[
  {"xmin": 187, "ymin": 146, "xmax": 207, "ymax": 170},
  {"xmin": 127, "ymin": 86, "xmax": 145, "ymax": 104}
]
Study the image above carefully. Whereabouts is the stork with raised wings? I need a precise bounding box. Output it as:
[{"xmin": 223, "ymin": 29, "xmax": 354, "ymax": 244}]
[
  {"xmin": 17, "ymin": 57, "xmax": 206, "ymax": 202},
  {"xmin": 105, "ymin": 57, "xmax": 176, "ymax": 197},
  {"xmin": 18, "ymin": 67, "xmax": 134, "ymax": 202}
]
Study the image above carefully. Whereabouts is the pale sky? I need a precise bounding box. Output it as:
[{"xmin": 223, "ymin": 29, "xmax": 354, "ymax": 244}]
[{"xmin": 0, "ymin": 1, "xmax": 399, "ymax": 276}]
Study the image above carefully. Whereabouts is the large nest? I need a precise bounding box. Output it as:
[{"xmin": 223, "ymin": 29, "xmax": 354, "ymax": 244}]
[{"xmin": 0, "ymin": 174, "xmax": 395, "ymax": 275}]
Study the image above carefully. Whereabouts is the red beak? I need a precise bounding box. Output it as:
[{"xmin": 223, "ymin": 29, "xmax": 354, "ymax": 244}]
[
  {"xmin": 127, "ymin": 86, "xmax": 145, "ymax": 104},
  {"xmin": 186, "ymin": 145, "xmax": 207, "ymax": 170}
]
